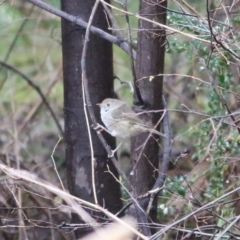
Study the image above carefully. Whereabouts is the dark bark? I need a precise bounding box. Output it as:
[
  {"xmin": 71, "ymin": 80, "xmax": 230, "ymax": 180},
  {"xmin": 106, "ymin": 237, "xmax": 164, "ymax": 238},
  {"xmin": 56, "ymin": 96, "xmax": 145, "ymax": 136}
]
[
  {"xmin": 61, "ymin": 0, "xmax": 122, "ymax": 237},
  {"xmin": 130, "ymin": 0, "xmax": 167, "ymax": 234}
]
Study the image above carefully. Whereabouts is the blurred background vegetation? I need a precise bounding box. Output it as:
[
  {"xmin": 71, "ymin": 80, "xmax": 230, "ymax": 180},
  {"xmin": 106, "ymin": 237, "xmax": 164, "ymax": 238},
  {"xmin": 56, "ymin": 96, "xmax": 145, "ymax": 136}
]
[{"xmin": 1, "ymin": 0, "xmax": 240, "ymax": 239}]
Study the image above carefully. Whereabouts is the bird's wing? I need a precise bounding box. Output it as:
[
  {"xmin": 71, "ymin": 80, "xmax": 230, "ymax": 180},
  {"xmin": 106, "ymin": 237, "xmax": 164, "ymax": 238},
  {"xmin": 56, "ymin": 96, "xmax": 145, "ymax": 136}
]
[
  {"xmin": 109, "ymin": 103, "xmax": 127, "ymax": 119},
  {"xmin": 111, "ymin": 104, "xmax": 145, "ymax": 125}
]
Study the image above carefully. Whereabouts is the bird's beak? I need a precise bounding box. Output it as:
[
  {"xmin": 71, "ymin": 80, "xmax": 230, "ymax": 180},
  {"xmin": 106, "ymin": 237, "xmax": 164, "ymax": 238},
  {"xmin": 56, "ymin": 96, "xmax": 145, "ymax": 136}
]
[{"xmin": 96, "ymin": 103, "xmax": 101, "ymax": 107}]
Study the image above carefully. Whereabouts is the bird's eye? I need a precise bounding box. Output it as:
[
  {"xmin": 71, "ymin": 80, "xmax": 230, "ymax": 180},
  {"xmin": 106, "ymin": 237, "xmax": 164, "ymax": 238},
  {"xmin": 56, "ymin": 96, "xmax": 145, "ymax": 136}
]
[{"xmin": 107, "ymin": 103, "xmax": 110, "ymax": 107}]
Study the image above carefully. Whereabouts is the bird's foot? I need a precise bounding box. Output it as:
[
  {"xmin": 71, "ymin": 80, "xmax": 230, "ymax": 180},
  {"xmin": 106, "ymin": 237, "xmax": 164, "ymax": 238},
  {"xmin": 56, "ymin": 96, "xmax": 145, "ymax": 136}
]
[
  {"xmin": 108, "ymin": 142, "xmax": 122, "ymax": 158},
  {"xmin": 94, "ymin": 123, "xmax": 113, "ymax": 136}
]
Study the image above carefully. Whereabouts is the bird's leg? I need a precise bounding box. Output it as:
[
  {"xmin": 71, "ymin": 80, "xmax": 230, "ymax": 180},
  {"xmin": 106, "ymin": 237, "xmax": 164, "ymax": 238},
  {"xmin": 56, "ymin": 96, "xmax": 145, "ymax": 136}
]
[
  {"xmin": 94, "ymin": 124, "xmax": 121, "ymax": 157},
  {"xmin": 108, "ymin": 141, "xmax": 122, "ymax": 158},
  {"xmin": 94, "ymin": 123, "xmax": 122, "ymax": 158}
]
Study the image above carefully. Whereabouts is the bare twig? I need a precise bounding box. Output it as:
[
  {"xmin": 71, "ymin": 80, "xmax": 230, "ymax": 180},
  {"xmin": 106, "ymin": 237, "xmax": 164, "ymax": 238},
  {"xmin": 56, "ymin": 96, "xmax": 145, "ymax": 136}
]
[
  {"xmin": 100, "ymin": 0, "xmax": 212, "ymax": 44},
  {"xmin": 206, "ymin": 0, "xmax": 240, "ymax": 61},
  {"xmin": 10, "ymin": 99, "xmax": 28, "ymax": 240},
  {"xmin": 28, "ymin": 0, "xmax": 134, "ymax": 57},
  {"xmin": 81, "ymin": 0, "xmax": 100, "ymax": 205},
  {"xmin": 51, "ymin": 136, "xmax": 65, "ymax": 191},
  {"xmin": 101, "ymin": 2, "xmax": 127, "ymax": 42},
  {"xmin": 0, "ymin": 60, "xmax": 63, "ymax": 135},
  {"xmin": 146, "ymin": 95, "xmax": 172, "ymax": 213},
  {"xmin": 150, "ymin": 184, "xmax": 240, "ymax": 239},
  {"xmin": 130, "ymin": 110, "xmax": 166, "ymax": 175},
  {"xmin": 4, "ymin": 6, "xmax": 34, "ymax": 63},
  {"xmin": 0, "ymin": 5, "xmax": 35, "ymax": 93},
  {"xmin": 114, "ymin": 76, "xmax": 134, "ymax": 93},
  {"xmin": 0, "ymin": 164, "xmax": 148, "ymax": 240},
  {"xmin": 18, "ymin": 67, "xmax": 62, "ymax": 134},
  {"xmin": 137, "ymin": 73, "xmax": 240, "ymax": 98},
  {"xmin": 121, "ymin": 1, "xmax": 143, "ymax": 105},
  {"xmin": 80, "ymin": 1, "xmax": 148, "ymax": 225},
  {"xmin": 204, "ymin": 66, "xmax": 240, "ymax": 134},
  {"xmin": 72, "ymin": 2, "xmax": 132, "ymax": 194}
]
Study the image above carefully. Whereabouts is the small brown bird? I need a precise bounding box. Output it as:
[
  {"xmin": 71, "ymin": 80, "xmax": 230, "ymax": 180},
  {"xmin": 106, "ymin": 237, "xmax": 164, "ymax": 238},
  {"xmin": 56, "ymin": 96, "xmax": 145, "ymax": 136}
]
[{"xmin": 98, "ymin": 98, "xmax": 166, "ymax": 139}]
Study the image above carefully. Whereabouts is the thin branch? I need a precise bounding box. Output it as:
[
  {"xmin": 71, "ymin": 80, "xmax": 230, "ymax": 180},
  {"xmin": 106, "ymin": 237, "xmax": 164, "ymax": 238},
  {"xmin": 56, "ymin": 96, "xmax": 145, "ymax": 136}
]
[
  {"xmin": 51, "ymin": 136, "xmax": 65, "ymax": 191},
  {"xmin": 100, "ymin": 0, "xmax": 212, "ymax": 44},
  {"xmin": 0, "ymin": 60, "xmax": 63, "ymax": 135},
  {"xmin": 215, "ymin": 215, "xmax": 240, "ymax": 240},
  {"xmin": 122, "ymin": 1, "xmax": 144, "ymax": 105},
  {"xmin": 0, "ymin": 6, "xmax": 34, "ymax": 90},
  {"xmin": 81, "ymin": 0, "xmax": 100, "ymax": 205},
  {"xmin": 146, "ymin": 95, "xmax": 172, "ymax": 213},
  {"xmin": 204, "ymin": 66, "xmax": 240, "ymax": 134},
  {"xmin": 18, "ymin": 67, "xmax": 62, "ymax": 134},
  {"xmin": 79, "ymin": 0, "xmax": 132, "ymax": 193},
  {"xmin": 206, "ymin": 0, "xmax": 240, "ymax": 60},
  {"xmin": 114, "ymin": 76, "xmax": 134, "ymax": 93},
  {"xmin": 150, "ymin": 185, "xmax": 240, "ymax": 239},
  {"xmin": 28, "ymin": 0, "xmax": 135, "ymax": 57},
  {"xmin": 4, "ymin": 6, "xmax": 35, "ymax": 63},
  {"xmin": 28, "ymin": 0, "xmax": 214, "ymax": 58},
  {"xmin": 101, "ymin": 2, "xmax": 127, "ymax": 42},
  {"xmin": 0, "ymin": 164, "xmax": 148, "ymax": 240}
]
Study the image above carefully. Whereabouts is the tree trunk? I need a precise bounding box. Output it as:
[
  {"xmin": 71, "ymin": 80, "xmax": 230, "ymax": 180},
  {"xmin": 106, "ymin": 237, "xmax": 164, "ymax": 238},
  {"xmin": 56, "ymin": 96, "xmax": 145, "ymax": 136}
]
[
  {"xmin": 61, "ymin": 0, "xmax": 122, "ymax": 237},
  {"xmin": 130, "ymin": 0, "xmax": 167, "ymax": 234}
]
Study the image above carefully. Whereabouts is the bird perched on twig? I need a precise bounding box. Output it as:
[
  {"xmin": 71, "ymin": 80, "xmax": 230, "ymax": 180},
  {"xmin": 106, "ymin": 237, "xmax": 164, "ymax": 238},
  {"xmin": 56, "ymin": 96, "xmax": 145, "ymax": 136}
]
[{"xmin": 98, "ymin": 98, "xmax": 166, "ymax": 139}]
